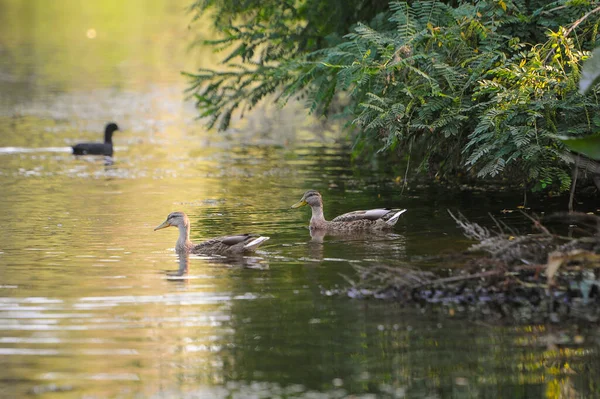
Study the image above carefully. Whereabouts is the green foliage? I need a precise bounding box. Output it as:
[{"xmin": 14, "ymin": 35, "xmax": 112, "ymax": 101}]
[
  {"xmin": 188, "ymin": 0, "xmax": 600, "ymax": 192},
  {"xmin": 568, "ymin": 47, "xmax": 600, "ymax": 161},
  {"xmin": 186, "ymin": 0, "xmax": 389, "ymax": 129}
]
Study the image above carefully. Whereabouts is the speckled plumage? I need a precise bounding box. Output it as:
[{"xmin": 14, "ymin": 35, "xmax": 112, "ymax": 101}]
[
  {"xmin": 291, "ymin": 190, "xmax": 406, "ymax": 232},
  {"xmin": 154, "ymin": 211, "xmax": 269, "ymax": 255},
  {"xmin": 192, "ymin": 234, "xmax": 268, "ymax": 255}
]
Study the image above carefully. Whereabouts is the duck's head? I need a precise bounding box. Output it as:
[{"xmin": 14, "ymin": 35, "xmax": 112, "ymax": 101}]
[
  {"xmin": 104, "ymin": 122, "xmax": 119, "ymax": 142},
  {"xmin": 154, "ymin": 211, "xmax": 190, "ymax": 231},
  {"xmin": 291, "ymin": 190, "xmax": 322, "ymax": 208}
]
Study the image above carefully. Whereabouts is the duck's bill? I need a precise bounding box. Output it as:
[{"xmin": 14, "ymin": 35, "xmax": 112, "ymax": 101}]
[
  {"xmin": 291, "ymin": 199, "xmax": 307, "ymax": 208},
  {"xmin": 154, "ymin": 220, "xmax": 171, "ymax": 231}
]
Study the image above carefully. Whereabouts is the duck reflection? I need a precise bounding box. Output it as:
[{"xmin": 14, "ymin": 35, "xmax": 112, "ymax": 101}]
[
  {"xmin": 103, "ymin": 156, "xmax": 115, "ymax": 166},
  {"xmin": 309, "ymin": 226, "xmax": 404, "ymax": 243},
  {"xmin": 307, "ymin": 227, "xmax": 406, "ymax": 261},
  {"xmin": 205, "ymin": 254, "xmax": 270, "ymax": 270},
  {"xmin": 165, "ymin": 250, "xmax": 191, "ymax": 277},
  {"xmin": 165, "ymin": 249, "xmax": 269, "ymax": 278}
]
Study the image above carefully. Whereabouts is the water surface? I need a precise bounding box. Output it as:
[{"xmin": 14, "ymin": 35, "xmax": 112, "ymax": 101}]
[{"xmin": 0, "ymin": 1, "xmax": 599, "ymax": 398}]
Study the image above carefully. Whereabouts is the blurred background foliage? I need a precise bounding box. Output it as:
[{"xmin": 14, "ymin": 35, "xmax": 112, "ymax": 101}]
[{"xmin": 187, "ymin": 0, "xmax": 600, "ymax": 194}]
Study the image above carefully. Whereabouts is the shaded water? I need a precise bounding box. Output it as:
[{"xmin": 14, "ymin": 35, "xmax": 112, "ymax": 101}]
[{"xmin": 1, "ymin": 1, "xmax": 599, "ymax": 398}]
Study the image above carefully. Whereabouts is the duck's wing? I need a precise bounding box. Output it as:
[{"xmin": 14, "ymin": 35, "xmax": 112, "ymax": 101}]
[
  {"xmin": 72, "ymin": 142, "xmax": 112, "ymax": 156},
  {"xmin": 332, "ymin": 208, "xmax": 407, "ymax": 226},
  {"xmin": 221, "ymin": 234, "xmax": 269, "ymax": 247},
  {"xmin": 193, "ymin": 234, "xmax": 270, "ymax": 254},
  {"xmin": 332, "ymin": 208, "xmax": 393, "ymax": 222}
]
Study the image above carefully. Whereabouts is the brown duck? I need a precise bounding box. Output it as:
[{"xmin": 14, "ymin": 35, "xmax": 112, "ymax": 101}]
[
  {"xmin": 154, "ymin": 212, "xmax": 269, "ymax": 255},
  {"xmin": 291, "ymin": 190, "xmax": 406, "ymax": 231}
]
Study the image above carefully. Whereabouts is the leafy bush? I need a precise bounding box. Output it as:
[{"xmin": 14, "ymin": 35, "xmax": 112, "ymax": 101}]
[{"xmin": 187, "ymin": 0, "xmax": 600, "ymax": 192}]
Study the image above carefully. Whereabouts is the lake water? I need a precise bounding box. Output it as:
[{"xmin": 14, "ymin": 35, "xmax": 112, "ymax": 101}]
[{"xmin": 1, "ymin": 1, "xmax": 599, "ymax": 398}]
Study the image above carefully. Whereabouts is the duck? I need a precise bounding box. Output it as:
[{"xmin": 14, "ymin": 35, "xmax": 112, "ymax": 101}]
[
  {"xmin": 72, "ymin": 122, "xmax": 119, "ymax": 156},
  {"xmin": 291, "ymin": 190, "xmax": 406, "ymax": 231},
  {"xmin": 154, "ymin": 211, "xmax": 270, "ymax": 255}
]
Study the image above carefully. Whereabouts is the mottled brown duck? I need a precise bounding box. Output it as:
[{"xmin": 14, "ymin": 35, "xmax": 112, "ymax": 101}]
[
  {"xmin": 291, "ymin": 190, "xmax": 406, "ymax": 231},
  {"xmin": 154, "ymin": 212, "xmax": 269, "ymax": 255}
]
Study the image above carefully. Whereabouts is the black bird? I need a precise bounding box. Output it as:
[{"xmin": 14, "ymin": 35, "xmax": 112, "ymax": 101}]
[{"xmin": 72, "ymin": 122, "xmax": 119, "ymax": 156}]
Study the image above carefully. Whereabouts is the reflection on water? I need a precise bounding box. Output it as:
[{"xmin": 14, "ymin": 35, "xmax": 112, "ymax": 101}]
[
  {"xmin": 172, "ymin": 251, "xmax": 191, "ymax": 277},
  {"xmin": 0, "ymin": 0, "xmax": 599, "ymax": 398},
  {"xmin": 166, "ymin": 251, "xmax": 269, "ymax": 279},
  {"xmin": 0, "ymin": 147, "xmax": 73, "ymax": 154}
]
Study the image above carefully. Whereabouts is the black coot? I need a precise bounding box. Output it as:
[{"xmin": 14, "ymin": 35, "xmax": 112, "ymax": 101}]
[{"xmin": 72, "ymin": 123, "xmax": 119, "ymax": 156}]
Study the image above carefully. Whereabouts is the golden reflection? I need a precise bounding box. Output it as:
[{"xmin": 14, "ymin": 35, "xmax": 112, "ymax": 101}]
[{"xmin": 0, "ymin": 0, "xmax": 209, "ymax": 90}]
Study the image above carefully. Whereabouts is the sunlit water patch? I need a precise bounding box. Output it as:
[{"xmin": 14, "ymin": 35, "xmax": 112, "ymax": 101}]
[{"xmin": 0, "ymin": 147, "xmax": 73, "ymax": 154}]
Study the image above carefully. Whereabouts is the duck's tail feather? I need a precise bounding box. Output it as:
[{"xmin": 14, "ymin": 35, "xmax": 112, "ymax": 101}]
[
  {"xmin": 386, "ymin": 209, "xmax": 407, "ymax": 226},
  {"xmin": 244, "ymin": 236, "xmax": 270, "ymax": 250}
]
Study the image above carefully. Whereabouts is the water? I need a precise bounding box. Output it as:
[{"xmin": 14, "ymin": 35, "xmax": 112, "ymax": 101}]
[{"xmin": 1, "ymin": 1, "xmax": 599, "ymax": 398}]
